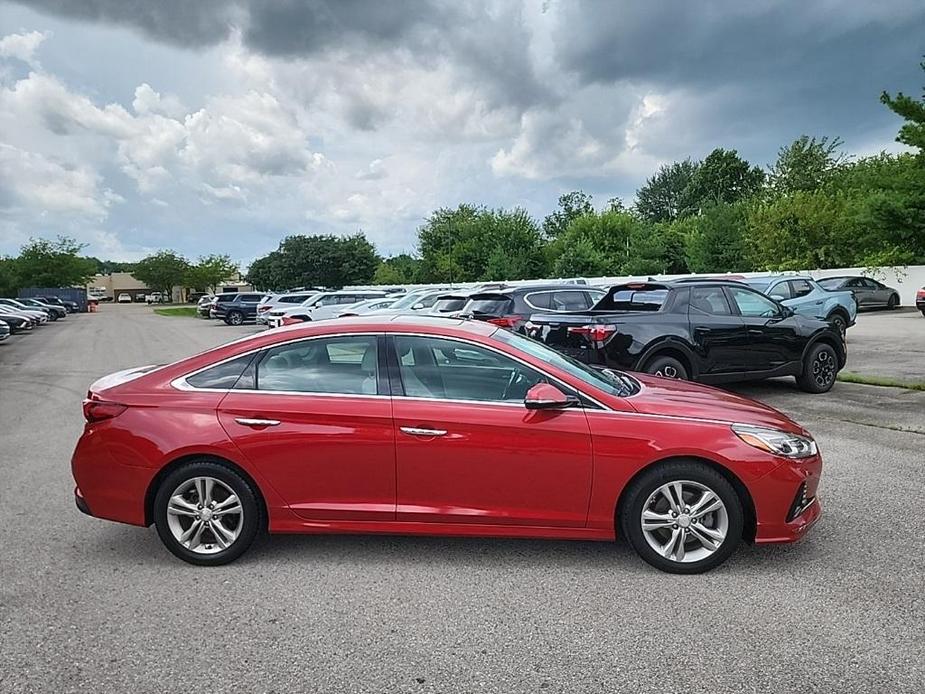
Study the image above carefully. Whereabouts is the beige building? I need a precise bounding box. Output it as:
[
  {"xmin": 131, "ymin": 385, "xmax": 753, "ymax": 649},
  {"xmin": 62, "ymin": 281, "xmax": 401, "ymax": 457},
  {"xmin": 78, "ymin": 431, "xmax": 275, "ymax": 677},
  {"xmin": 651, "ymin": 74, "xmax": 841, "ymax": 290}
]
[{"xmin": 87, "ymin": 272, "xmax": 254, "ymax": 303}]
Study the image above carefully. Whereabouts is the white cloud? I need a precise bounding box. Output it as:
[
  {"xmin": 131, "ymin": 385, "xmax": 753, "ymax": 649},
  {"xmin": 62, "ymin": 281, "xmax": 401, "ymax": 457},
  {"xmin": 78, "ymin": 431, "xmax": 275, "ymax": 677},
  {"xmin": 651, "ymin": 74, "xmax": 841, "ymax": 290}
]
[{"xmin": 0, "ymin": 30, "xmax": 49, "ymax": 68}]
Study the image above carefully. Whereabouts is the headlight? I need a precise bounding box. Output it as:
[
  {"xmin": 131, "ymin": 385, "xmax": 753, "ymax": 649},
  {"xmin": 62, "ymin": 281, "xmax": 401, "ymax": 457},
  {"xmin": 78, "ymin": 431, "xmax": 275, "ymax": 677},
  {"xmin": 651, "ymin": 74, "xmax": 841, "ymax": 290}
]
[{"xmin": 732, "ymin": 424, "xmax": 817, "ymax": 459}]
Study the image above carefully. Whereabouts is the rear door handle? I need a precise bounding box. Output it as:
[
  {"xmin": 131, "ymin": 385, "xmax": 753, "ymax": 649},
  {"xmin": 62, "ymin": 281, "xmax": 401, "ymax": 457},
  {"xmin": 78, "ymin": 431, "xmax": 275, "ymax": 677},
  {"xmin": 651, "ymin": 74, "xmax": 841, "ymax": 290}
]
[
  {"xmin": 400, "ymin": 426, "xmax": 448, "ymax": 437},
  {"xmin": 235, "ymin": 418, "xmax": 281, "ymax": 427}
]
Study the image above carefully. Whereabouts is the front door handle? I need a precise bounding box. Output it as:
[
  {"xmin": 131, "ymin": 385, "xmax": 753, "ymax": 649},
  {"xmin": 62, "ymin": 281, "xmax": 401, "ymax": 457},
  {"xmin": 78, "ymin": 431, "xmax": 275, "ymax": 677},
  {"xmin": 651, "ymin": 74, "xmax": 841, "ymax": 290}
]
[
  {"xmin": 400, "ymin": 426, "xmax": 448, "ymax": 437},
  {"xmin": 235, "ymin": 418, "xmax": 281, "ymax": 427}
]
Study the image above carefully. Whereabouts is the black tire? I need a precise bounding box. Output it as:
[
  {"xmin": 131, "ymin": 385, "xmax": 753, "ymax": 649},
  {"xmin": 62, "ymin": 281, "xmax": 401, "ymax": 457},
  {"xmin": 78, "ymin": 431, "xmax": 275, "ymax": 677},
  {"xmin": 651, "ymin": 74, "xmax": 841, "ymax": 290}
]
[
  {"xmin": 887, "ymin": 294, "xmax": 898, "ymax": 310},
  {"xmin": 796, "ymin": 342, "xmax": 838, "ymax": 393},
  {"xmin": 828, "ymin": 312, "xmax": 847, "ymax": 336},
  {"xmin": 225, "ymin": 310, "xmax": 244, "ymax": 326},
  {"xmin": 48, "ymin": 313, "xmax": 57, "ymax": 322},
  {"xmin": 643, "ymin": 355, "xmax": 689, "ymax": 380},
  {"xmin": 153, "ymin": 460, "xmax": 262, "ymax": 566},
  {"xmin": 620, "ymin": 460, "xmax": 743, "ymax": 574},
  {"xmin": 920, "ymin": 310, "xmax": 925, "ymax": 318}
]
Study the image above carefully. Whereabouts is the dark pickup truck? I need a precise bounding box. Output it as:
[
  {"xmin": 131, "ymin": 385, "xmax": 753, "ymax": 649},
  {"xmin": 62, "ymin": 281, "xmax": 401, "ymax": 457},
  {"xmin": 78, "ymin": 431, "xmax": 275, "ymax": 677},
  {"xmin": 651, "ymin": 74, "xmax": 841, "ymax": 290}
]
[{"xmin": 526, "ymin": 280, "xmax": 847, "ymax": 393}]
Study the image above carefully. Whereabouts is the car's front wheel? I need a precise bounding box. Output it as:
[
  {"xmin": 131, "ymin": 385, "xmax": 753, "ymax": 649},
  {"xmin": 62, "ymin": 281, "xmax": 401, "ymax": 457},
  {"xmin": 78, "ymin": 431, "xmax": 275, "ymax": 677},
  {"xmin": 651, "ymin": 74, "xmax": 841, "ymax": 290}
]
[
  {"xmin": 620, "ymin": 461, "xmax": 743, "ymax": 574},
  {"xmin": 153, "ymin": 461, "xmax": 262, "ymax": 566},
  {"xmin": 887, "ymin": 294, "xmax": 898, "ymax": 310}
]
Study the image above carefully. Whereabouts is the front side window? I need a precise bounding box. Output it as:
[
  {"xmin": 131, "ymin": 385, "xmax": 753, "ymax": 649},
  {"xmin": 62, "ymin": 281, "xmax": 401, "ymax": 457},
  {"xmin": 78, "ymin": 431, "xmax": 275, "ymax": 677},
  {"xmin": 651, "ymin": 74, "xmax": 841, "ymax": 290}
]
[
  {"xmin": 256, "ymin": 336, "xmax": 379, "ymax": 395},
  {"xmin": 727, "ymin": 287, "xmax": 780, "ymax": 318},
  {"xmin": 394, "ymin": 335, "xmax": 545, "ymax": 402}
]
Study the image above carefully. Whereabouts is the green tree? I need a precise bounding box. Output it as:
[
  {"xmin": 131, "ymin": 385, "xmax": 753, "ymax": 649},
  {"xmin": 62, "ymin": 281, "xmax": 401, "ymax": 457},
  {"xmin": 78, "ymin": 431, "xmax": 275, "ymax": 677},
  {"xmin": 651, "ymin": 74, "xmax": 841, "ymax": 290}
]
[
  {"xmin": 684, "ymin": 202, "xmax": 753, "ymax": 273},
  {"xmin": 634, "ymin": 159, "xmax": 699, "ymax": 222},
  {"xmin": 551, "ymin": 238, "xmax": 610, "ymax": 277},
  {"xmin": 542, "ymin": 191, "xmax": 594, "ymax": 238},
  {"xmin": 417, "ymin": 205, "xmax": 546, "ymax": 282},
  {"xmin": 768, "ymin": 136, "xmax": 847, "ymax": 194},
  {"xmin": 881, "ymin": 58, "xmax": 925, "ymax": 156},
  {"xmin": 185, "ymin": 254, "xmax": 239, "ymax": 292},
  {"xmin": 373, "ymin": 254, "xmax": 420, "ymax": 285},
  {"xmin": 0, "ymin": 256, "xmax": 19, "ymax": 297},
  {"xmin": 548, "ymin": 209, "xmax": 656, "ymax": 275},
  {"xmin": 337, "ymin": 233, "xmax": 381, "ymax": 286},
  {"xmin": 684, "ymin": 148, "xmax": 765, "ymax": 212},
  {"xmin": 132, "ymin": 250, "xmax": 190, "ymax": 297},
  {"xmin": 746, "ymin": 191, "xmax": 858, "ymax": 270},
  {"xmin": 245, "ymin": 252, "xmax": 286, "ymax": 290},
  {"xmin": 15, "ymin": 236, "xmax": 97, "ymax": 288}
]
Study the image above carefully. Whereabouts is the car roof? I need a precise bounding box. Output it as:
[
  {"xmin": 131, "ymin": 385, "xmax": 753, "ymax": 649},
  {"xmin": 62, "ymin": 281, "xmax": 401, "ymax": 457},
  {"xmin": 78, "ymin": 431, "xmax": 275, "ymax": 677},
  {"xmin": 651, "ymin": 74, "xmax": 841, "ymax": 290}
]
[{"xmin": 742, "ymin": 275, "xmax": 813, "ymax": 282}]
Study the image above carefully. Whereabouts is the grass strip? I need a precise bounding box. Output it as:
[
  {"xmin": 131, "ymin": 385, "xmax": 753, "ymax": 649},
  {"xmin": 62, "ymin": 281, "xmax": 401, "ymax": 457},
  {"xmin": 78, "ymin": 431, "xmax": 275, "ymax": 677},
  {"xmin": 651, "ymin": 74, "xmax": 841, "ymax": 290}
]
[
  {"xmin": 153, "ymin": 306, "xmax": 198, "ymax": 318},
  {"xmin": 837, "ymin": 371, "xmax": 925, "ymax": 391}
]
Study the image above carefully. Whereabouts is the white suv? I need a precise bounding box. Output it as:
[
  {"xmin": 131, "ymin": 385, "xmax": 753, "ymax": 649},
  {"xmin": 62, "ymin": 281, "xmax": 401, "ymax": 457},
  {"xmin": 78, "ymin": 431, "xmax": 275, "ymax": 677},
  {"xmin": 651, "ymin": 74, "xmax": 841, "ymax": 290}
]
[{"xmin": 257, "ymin": 291, "xmax": 320, "ymax": 325}]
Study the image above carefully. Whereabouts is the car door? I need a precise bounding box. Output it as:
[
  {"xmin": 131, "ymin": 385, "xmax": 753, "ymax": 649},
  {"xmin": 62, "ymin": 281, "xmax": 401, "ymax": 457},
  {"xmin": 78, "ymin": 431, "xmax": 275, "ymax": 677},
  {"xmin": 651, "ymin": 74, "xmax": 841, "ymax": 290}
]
[
  {"xmin": 687, "ymin": 286, "xmax": 749, "ymax": 374},
  {"xmin": 216, "ymin": 334, "xmax": 396, "ymax": 521},
  {"xmin": 388, "ymin": 334, "xmax": 593, "ymax": 527},
  {"xmin": 845, "ymin": 278, "xmax": 873, "ymax": 307},
  {"xmin": 785, "ymin": 279, "xmax": 824, "ymax": 319},
  {"xmin": 862, "ymin": 278, "xmax": 889, "ymax": 306},
  {"xmin": 724, "ymin": 286, "xmax": 803, "ymax": 372}
]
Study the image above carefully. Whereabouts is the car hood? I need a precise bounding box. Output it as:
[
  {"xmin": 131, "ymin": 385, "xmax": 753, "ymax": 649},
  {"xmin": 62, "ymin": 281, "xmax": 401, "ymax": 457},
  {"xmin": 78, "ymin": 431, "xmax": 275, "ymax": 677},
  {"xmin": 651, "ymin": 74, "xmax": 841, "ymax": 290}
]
[{"xmin": 626, "ymin": 373, "xmax": 806, "ymax": 435}]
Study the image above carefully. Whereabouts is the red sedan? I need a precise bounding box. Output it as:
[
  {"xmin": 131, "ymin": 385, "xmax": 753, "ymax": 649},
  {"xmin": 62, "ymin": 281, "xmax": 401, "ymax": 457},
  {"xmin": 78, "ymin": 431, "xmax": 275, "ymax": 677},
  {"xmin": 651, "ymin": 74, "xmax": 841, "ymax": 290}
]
[{"xmin": 72, "ymin": 316, "xmax": 822, "ymax": 573}]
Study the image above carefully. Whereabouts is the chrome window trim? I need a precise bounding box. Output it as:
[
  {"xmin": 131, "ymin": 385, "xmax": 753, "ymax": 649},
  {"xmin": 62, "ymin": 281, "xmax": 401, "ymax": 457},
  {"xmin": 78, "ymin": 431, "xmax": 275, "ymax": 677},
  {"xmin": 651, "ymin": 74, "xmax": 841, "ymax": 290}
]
[{"xmin": 171, "ymin": 329, "xmax": 611, "ymax": 410}]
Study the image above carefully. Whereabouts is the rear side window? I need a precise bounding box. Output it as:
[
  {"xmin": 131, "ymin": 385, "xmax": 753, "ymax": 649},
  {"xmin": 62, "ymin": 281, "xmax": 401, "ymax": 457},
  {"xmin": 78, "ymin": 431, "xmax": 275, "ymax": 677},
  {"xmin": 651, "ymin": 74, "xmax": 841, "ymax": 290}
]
[
  {"xmin": 818, "ymin": 278, "xmax": 842, "ymax": 289},
  {"xmin": 185, "ymin": 354, "xmax": 255, "ymax": 389},
  {"xmin": 524, "ymin": 292, "xmax": 553, "ymax": 310},
  {"xmin": 256, "ymin": 336, "xmax": 379, "ymax": 395},
  {"xmin": 690, "ymin": 287, "xmax": 732, "ymax": 316},
  {"xmin": 552, "ymin": 290, "xmax": 591, "ymax": 310},
  {"xmin": 788, "ymin": 280, "xmax": 813, "ymax": 298},
  {"xmin": 432, "ymin": 297, "xmax": 469, "ymax": 312}
]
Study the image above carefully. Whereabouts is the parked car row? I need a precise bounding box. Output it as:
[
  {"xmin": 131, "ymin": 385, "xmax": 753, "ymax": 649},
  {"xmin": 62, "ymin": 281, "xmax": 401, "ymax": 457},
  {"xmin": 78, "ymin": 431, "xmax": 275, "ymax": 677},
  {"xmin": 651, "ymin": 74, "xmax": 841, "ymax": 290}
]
[{"xmin": 0, "ymin": 295, "xmax": 75, "ymax": 342}]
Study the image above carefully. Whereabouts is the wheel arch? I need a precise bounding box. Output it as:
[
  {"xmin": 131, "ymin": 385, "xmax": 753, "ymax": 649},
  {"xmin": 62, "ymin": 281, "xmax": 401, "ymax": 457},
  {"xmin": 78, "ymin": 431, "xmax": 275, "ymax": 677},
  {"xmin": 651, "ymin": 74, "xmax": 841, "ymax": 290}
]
[
  {"xmin": 144, "ymin": 453, "xmax": 269, "ymax": 528},
  {"xmin": 614, "ymin": 455, "xmax": 757, "ymax": 543},
  {"xmin": 803, "ymin": 332, "xmax": 846, "ymax": 369},
  {"xmin": 636, "ymin": 341, "xmax": 699, "ymax": 379}
]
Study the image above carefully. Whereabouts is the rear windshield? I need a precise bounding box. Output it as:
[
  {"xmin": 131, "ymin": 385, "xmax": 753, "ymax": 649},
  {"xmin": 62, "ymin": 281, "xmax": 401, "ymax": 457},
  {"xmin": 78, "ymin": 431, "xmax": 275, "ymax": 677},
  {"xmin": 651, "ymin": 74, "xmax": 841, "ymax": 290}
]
[
  {"xmin": 595, "ymin": 287, "xmax": 668, "ymax": 311},
  {"xmin": 432, "ymin": 297, "xmax": 469, "ymax": 312},
  {"xmin": 465, "ymin": 295, "xmax": 514, "ymax": 316},
  {"xmin": 817, "ymin": 278, "xmax": 842, "ymax": 289}
]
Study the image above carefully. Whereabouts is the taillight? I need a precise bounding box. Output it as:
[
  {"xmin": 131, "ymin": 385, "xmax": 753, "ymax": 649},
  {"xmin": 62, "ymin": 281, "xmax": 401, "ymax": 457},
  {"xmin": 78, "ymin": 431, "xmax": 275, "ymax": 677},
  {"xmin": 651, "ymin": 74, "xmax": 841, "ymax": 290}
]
[
  {"xmin": 487, "ymin": 315, "xmax": 523, "ymax": 328},
  {"xmin": 568, "ymin": 324, "xmax": 617, "ymax": 343},
  {"xmin": 82, "ymin": 399, "xmax": 127, "ymax": 423},
  {"xmin": 917, "ymin": 289, "xmax": 925, "ymax": 300}
]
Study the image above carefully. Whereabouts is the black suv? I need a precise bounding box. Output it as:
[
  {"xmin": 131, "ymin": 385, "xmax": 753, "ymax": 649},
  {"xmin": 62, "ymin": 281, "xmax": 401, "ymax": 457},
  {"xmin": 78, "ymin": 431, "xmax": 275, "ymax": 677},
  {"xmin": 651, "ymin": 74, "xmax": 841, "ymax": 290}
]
[
  {"xmin": 209, "ymin": 293, "xmax": 266, "ymax": 325},
  {"xmin": 462, "ymin": 284, "xmax": 605, "ymax": 331},
  {"xmin": 36, "ymin": 295, "xmax": 80, "ymax": 313}
]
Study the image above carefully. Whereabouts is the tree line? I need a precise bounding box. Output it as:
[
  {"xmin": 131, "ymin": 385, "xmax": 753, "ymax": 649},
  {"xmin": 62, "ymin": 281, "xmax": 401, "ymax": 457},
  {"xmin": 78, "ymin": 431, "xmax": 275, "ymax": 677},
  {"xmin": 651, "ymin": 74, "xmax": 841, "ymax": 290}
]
[{"xmin": 0, "ymin": 238, "xmax": 238, "ymax": 299}]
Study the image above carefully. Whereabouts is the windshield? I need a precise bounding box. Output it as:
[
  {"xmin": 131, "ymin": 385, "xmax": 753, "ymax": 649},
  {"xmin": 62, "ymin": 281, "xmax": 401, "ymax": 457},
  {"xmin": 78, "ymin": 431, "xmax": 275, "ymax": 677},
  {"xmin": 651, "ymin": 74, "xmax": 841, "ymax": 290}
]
[
  {"xmin": 742, "ymin": 279, "xmax": 771, "ymax": 292},
  {"xmin": 493, "ymin": 329, "xmax": 638, "ymax": 397},
  {"xmin": 387, "ymin": 291, "xmax": 432, "ymax": 309}
]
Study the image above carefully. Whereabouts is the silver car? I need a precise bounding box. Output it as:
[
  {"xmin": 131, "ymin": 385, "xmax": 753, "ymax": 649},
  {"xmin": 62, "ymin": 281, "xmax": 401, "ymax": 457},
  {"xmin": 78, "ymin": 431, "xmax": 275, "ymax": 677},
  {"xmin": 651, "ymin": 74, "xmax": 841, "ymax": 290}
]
[
  {"xmin": 267, "ymin": 290, "xmax": 390, "ymax": 327},
  {"xmin": 0, "ymin": 299, "xmax": 49, "ymax": 324},
  {"xmin": 367, "ymin": 288, "xmax": 452, "ymax": 316},
  {"xmin": 336, "ymin": 297, "xmax": 398, "ymax": 317},
  {"xmin": 817, "ymin": 276, "xmax": 901, "ymax": 310}
]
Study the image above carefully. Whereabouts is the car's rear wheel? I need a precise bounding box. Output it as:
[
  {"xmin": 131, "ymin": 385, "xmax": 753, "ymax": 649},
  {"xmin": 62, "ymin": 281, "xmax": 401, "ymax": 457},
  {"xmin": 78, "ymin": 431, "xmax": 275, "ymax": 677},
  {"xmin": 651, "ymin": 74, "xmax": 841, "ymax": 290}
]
[
  {"xmin": 620, "ymin": 461, "xmax": 743, "ymax": 574},
  {"xmin": 153, "ymin": 461, "xmax": 261, "ymax": 566},
  {"xmin": 226, "ymin": 310, "xmax": 244, "ymax": 326},
  {"xmin": 797, "ymin": 342, "xmax": 838, "ymax": 393},
  {"xmin": 643, "ymin": 355, "xmax": 688, "ymax": 380},
  {"xmin": 828, "ymin": 312, "xmax": 847, "ymax": 336}
]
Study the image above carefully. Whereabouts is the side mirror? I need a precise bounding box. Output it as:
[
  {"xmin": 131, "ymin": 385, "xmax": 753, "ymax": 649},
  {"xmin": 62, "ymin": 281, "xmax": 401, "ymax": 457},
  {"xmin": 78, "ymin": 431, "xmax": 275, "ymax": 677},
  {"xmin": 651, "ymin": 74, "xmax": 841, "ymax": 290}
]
[
  {"xmin": 524, "ymin": 383, "xmax": 580, "ymax": 410},
  {"xmin": 412, "ymin": 302, "xmax": 425, "ymax": 310}
]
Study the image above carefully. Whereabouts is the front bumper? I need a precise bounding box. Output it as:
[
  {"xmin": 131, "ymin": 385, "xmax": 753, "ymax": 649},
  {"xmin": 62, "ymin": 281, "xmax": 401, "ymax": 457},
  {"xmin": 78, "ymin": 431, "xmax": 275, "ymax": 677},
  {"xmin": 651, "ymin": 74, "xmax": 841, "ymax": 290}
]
[
  {"xmin": 74, "ymin": 486, "xmax": 92, "ymax": 516},
  {"xmin": 753, "ymin": 453, "xmax": 823, "ymax": 543}
]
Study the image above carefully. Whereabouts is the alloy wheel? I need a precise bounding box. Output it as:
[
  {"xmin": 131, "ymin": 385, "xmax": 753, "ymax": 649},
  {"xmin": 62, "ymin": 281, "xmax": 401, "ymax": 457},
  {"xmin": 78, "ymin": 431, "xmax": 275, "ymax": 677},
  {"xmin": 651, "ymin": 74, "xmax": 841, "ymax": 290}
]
[
  {"xmin": 655, "ymin": 365, "xmax": 680, "ymax": 378},
  {"xmin": 640, "ymin": 480, "xmax": 729, "ymax": 563},
  {"xmin": 165, "ymin": 477, "xmax": 244, "ymax": 554},
  {"xmin": 812, "ymin": 349, "xmax": 836, "ymax": 389}
]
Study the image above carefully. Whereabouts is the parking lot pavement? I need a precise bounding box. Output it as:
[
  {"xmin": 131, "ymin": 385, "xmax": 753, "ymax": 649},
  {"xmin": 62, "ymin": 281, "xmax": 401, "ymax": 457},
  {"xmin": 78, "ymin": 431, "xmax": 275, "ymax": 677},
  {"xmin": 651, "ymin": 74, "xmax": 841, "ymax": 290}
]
[
  {"xmin": 1, "ymin": 305, "xmax": 924, "ymax": 693},
  {"xmin": 844, "ymin": 308, "xmax": 925, "ymax": 382}
]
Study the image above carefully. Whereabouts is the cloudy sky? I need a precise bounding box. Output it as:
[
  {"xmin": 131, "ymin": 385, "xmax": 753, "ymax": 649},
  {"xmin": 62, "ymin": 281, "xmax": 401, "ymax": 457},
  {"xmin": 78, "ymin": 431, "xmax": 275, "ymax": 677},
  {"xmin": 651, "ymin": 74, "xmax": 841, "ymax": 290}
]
[{"xmin": 0, "ymin": 1, "xmax": 922, "ymax": 267}]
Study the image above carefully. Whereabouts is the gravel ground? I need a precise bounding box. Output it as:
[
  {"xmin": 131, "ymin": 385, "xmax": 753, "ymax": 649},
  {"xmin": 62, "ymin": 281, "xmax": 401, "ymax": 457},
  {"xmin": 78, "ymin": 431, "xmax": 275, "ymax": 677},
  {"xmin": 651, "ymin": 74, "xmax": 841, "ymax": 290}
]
[{"xmin": 1, "ymin": 304, "xmax": 923, "ymax": 694}]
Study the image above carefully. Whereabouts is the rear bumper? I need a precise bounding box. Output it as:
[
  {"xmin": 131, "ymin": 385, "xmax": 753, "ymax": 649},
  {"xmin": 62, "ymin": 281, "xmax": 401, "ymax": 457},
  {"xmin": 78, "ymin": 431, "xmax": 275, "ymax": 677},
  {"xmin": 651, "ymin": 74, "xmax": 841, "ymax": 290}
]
[{"xmin": 74, "ymin": 486, "xmax": 92, "ymax": 516}]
